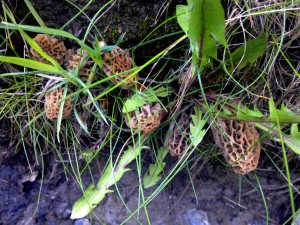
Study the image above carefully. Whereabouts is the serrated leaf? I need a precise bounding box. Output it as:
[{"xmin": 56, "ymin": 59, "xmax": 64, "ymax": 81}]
[
  {"xmin": 70, "ymin": 185, "xmax": 112, "ymax": 219},
  {"xmin": 143, "ymin": 147, "xmax": 169, "ymax": 188},
  {"xmin": 122, "ymin": 87, "xmax": 172, "ymax": 113},
  {"xmin": 269, "ymin": 99, "xmax": 300, "ymax": 123},
  {"xmin": 176, "ymin": 5, "xmax": 190, "ymax": 34},
  {"xmin": 116, "ymin": 145, "xmax": 148, "ymax": 170},
  {"xmin": 285, "ymin": 124, "xmax": 300, "ymax": 154},
  {"xmin": 71, "ymin": 145, "xmax": 146, "ymax": 219},
  {"xmin": 227, "ymin": 35, "xmax": 267, "ymax": 71},
  {"xmin": 236, "ymin": 104, "xmax": 264, "ymax": 121},
  {"xmin": 188, "ymin": 0, "xmax": 227, "ymax": 69},
  {"xmin": 190, "ymin": 107, "xmax": 208, "ymax": 146},
  {"xmin": 143, "ymin": 163, "xmax": 165, "ymax": 188}
]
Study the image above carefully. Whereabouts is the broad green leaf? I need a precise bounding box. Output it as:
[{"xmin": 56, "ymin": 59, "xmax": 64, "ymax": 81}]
[
  {"xmin": 116, "ymin": 145, "xmax": 148, "ymax": 170},
  {"xmin": 71, "ymin": 144, "xmax": 146, "ymax": 219},
  {"xmin": 190, "ymin": 107, "xmax": 208, "ymax": 146},
  {"xmin": 70, "ymin": 184, "xmax": 112, "ymax": 219},
  {"xmin": 285, "ymin": 124, "xmax": 300, "ymax": 154},
  {"xmin": 122, "ymin": 87, "xmax": 172, "ymax": 113},
  {"xmin": 227, "ymin": 35, "xmax": 267, "ymax": 71},
  {"xmin": 188, "ymin": 0, "xmax": 227, "ymax": 69},
  {"xmin": 176, "ymin": 5, "xmax": 190, "ymax": 34},
  {"xmin": 143, "ymin": 147, "xmax": 169, "ymax": 188}
]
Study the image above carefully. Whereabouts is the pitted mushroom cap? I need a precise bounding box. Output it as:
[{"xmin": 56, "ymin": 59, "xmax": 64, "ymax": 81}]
[
  {"xmin": 44, "ymin": 87, "xmax": 73, "ymax": 121},
  {"xmin": 124, "ymin": 103, "xmax": 161, "ymax": 134},
  {"xmin": 102, "ymin": 46, "xmax": 138, "ymax": 89},
  {"xmin": 67, "ymin": 49, "xmax": 96, "ymax": 82},
  {"xmin": 211, "ymin": 118, "xmax": 261, "ymax": 174},
  {"xmin": 168, "ymin": 112, "xmax": 190, "ymax": 157},
  {"xmin": 30, "ymin": 34, "xmax": 67, "ymax": 65}
]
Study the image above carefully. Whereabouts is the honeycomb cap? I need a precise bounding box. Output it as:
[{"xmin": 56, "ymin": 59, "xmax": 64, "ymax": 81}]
[
  {"xmin": 124, "ymin": 103, "xmax": 161, "ymax": 134},
  {"xmin": 168, "ymin": 112, "xmax": 190, "ymax": 157},
  {"xmin": 211, "ymin": 118, "xmax": 261, "ymax": 174},
  {"xmin": 30, "ymin": 34, "xmax": 67, "ymax": 65},
  {"xmin": 44, "ymin": 87, "xmax": 73, "ymax": 121},
  {"xmin": 102, "ymin": 46, "xmax": 138, "ymax": 89}
]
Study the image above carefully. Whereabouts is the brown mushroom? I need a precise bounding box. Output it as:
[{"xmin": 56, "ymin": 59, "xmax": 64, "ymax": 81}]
[
  {"xmin": 102, "ymin": 46, "xmax": 138, "ymax": 89},
  {"xmin": 30, "ymin": 34, "xmax": 67, "ymax": 65},
  {"xmin": 211, "ymin": 118, "xmax": 261, "ymax": 174},
  {"xmin": 44, "ymin": 87, "xmax": 73, "ymax": 121},
  {"xmin": 168, "ymin": 112, "xmax": 190, "ymax": 157},
  {"xmin": 67, "ymin": 49, "xmax": 97, "ymax": 82},
  {"xmin": 124, "ymin": 103, "xmax": 161, "ymax": 134}
]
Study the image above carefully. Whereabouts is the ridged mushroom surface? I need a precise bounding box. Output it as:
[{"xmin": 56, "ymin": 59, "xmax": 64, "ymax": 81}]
[
  {"xmin": 211, "ymin": 118, "xmax": 261, "ymax": 174},
  {"xmin": 124, "ymin": 103, "xmax": 161, "ymax": 134},
  {"xmin": 102, "ymin": 46, "xmax": 137, "ymax": 89},
  {"xmin": 30, "ymin": 34, "xmax": 67, "ymax": 65},
  {"xmin": 67, "ymin": 49, "xmax": 96, "ymax": 82},
  {"xmin": 168, "ymin": 112, "xmax": 190, "ymax": 157},
  {"xmin": 44, "ymin": 87, "xmax": 73, "ymax": 121}
]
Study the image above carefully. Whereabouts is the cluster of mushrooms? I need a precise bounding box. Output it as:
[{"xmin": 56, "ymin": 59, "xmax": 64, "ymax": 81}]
[
  {"xmin": 31, "ymin": 34, "xmax": 261, "ymax": 175},
  {"xmin": 30, "ymin": 34, "xmax": 139, "ymax": 121}
]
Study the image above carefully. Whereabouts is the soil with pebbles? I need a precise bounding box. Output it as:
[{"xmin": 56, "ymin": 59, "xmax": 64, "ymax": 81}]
[{"xmin": 0, "ymin": 144, "xmax": 297, "ymax": 225}]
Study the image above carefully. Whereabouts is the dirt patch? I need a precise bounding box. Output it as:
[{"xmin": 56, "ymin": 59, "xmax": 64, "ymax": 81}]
[{"xmin": 0, "ymin": 148, "xmax": 296, "ymax": 225}]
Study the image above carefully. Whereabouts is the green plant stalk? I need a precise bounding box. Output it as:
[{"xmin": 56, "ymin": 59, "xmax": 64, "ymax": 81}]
[
  {"xmin": 275, "ymin": 122, "xmax": 295, "ymax": 216},
  {"xmin": 71, "ymin": 136, "xmax": 148, "ymax": 219},
  {"xmin": 253, "ymin": 171, "xmax": 269, "ymax": 225}
]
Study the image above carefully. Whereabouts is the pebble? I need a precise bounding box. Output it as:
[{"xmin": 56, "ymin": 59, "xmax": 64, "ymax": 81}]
[
  {"xmin": 74, "ymin": 219, "xmax": 90, "ymax": 225},
  {"xmin": 182, "ymin": 209, "xmax": 211, "ymax": 225}
]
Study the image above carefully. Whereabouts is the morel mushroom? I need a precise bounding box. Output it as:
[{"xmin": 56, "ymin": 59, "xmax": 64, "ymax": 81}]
[
  {"xmin": 44, "ymin": 87, "xmax": 73, "ymax": 121},
  {"xmin": 30, "ymin": 34, "xmax": 67, "ymax": 65},
  {"xmin": 67, "ymin": 49, "xmax": 96, "ymax": 82},
  {"xmin": 102, "ymin": 46, "xmax": 138, "ymax": 89},
  {"xmin": 211, "ymin": 118, "xmax": 261, "ymax": 174},
  {"xmin": 124, "ymin": 103, "xmax": 161, "ymax": 134},
  {"xmin": 168, "ymin": 112, "xmax": 190, "ymax": 157}
]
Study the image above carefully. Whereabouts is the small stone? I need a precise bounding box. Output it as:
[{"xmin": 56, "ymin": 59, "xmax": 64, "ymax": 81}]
[
  {"xmin": 247, "ymin": 218, "xmax": 267, "ymax": 225},
  {"xmin": 63, "ymin": 208, "xmax": 72, "ymax": 218},
  {"xmin": 182, "ymin": 209, "xmax": 211, "ymax": 225},
  {"xmin": 74, "ymin": 218, "xmax": 90, "ymax": 225}
]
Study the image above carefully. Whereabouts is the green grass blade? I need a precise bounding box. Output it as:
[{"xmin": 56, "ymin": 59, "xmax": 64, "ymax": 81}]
[{"xmin": 24, "ymin": 0, "xmax": 46, "ymax": 27}]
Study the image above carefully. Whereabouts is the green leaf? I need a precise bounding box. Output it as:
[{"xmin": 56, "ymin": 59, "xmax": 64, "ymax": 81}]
[
  {"xmin": 227, "ymin": 35, "xmax": 267, "ymax": 71},
  {"xmin": 236, "ymin": 104, "xmax": 264, "ymax": 121},
  {"xmin": 176, "ymin": 5, "xmax": 190, "ymax": 34},
  {"xmin": 56, "ymin": 85, "xmax": 69, "ymax": 142},
  {"xmin": 285, "ymin": 124, "xmax": 300, "ymax": 154},
  {"xmin": 71, "ymin": 144, "xmax": 146, "ymax": 219},
  {"xmin": 24, "ymin": 0, "xmax": 46, "ymax": 27},
  {"xmin": 0, "ymin": 56, "xmax": 60, "ymax": 73},
  {"xmin": 269, "ymin": 99, "xmax": 300, "ymax": 123},
  {"xmin": 122, "ymin": 87, "xmax": 172, "ymax": 113},
  {"xmin": 143, "ymin": 147, "xmax": 169, "ymax": 188},
  {"xmin": 188, "ymin": 0, "xmax": 227, "ymax": 69},
  {"xmin": 70, "ymin": 184, "xmax": 112, "ymax": 219},
  {"xmin": 190, "ymin": 107, "xmax": 208, "ymax": 146}
]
